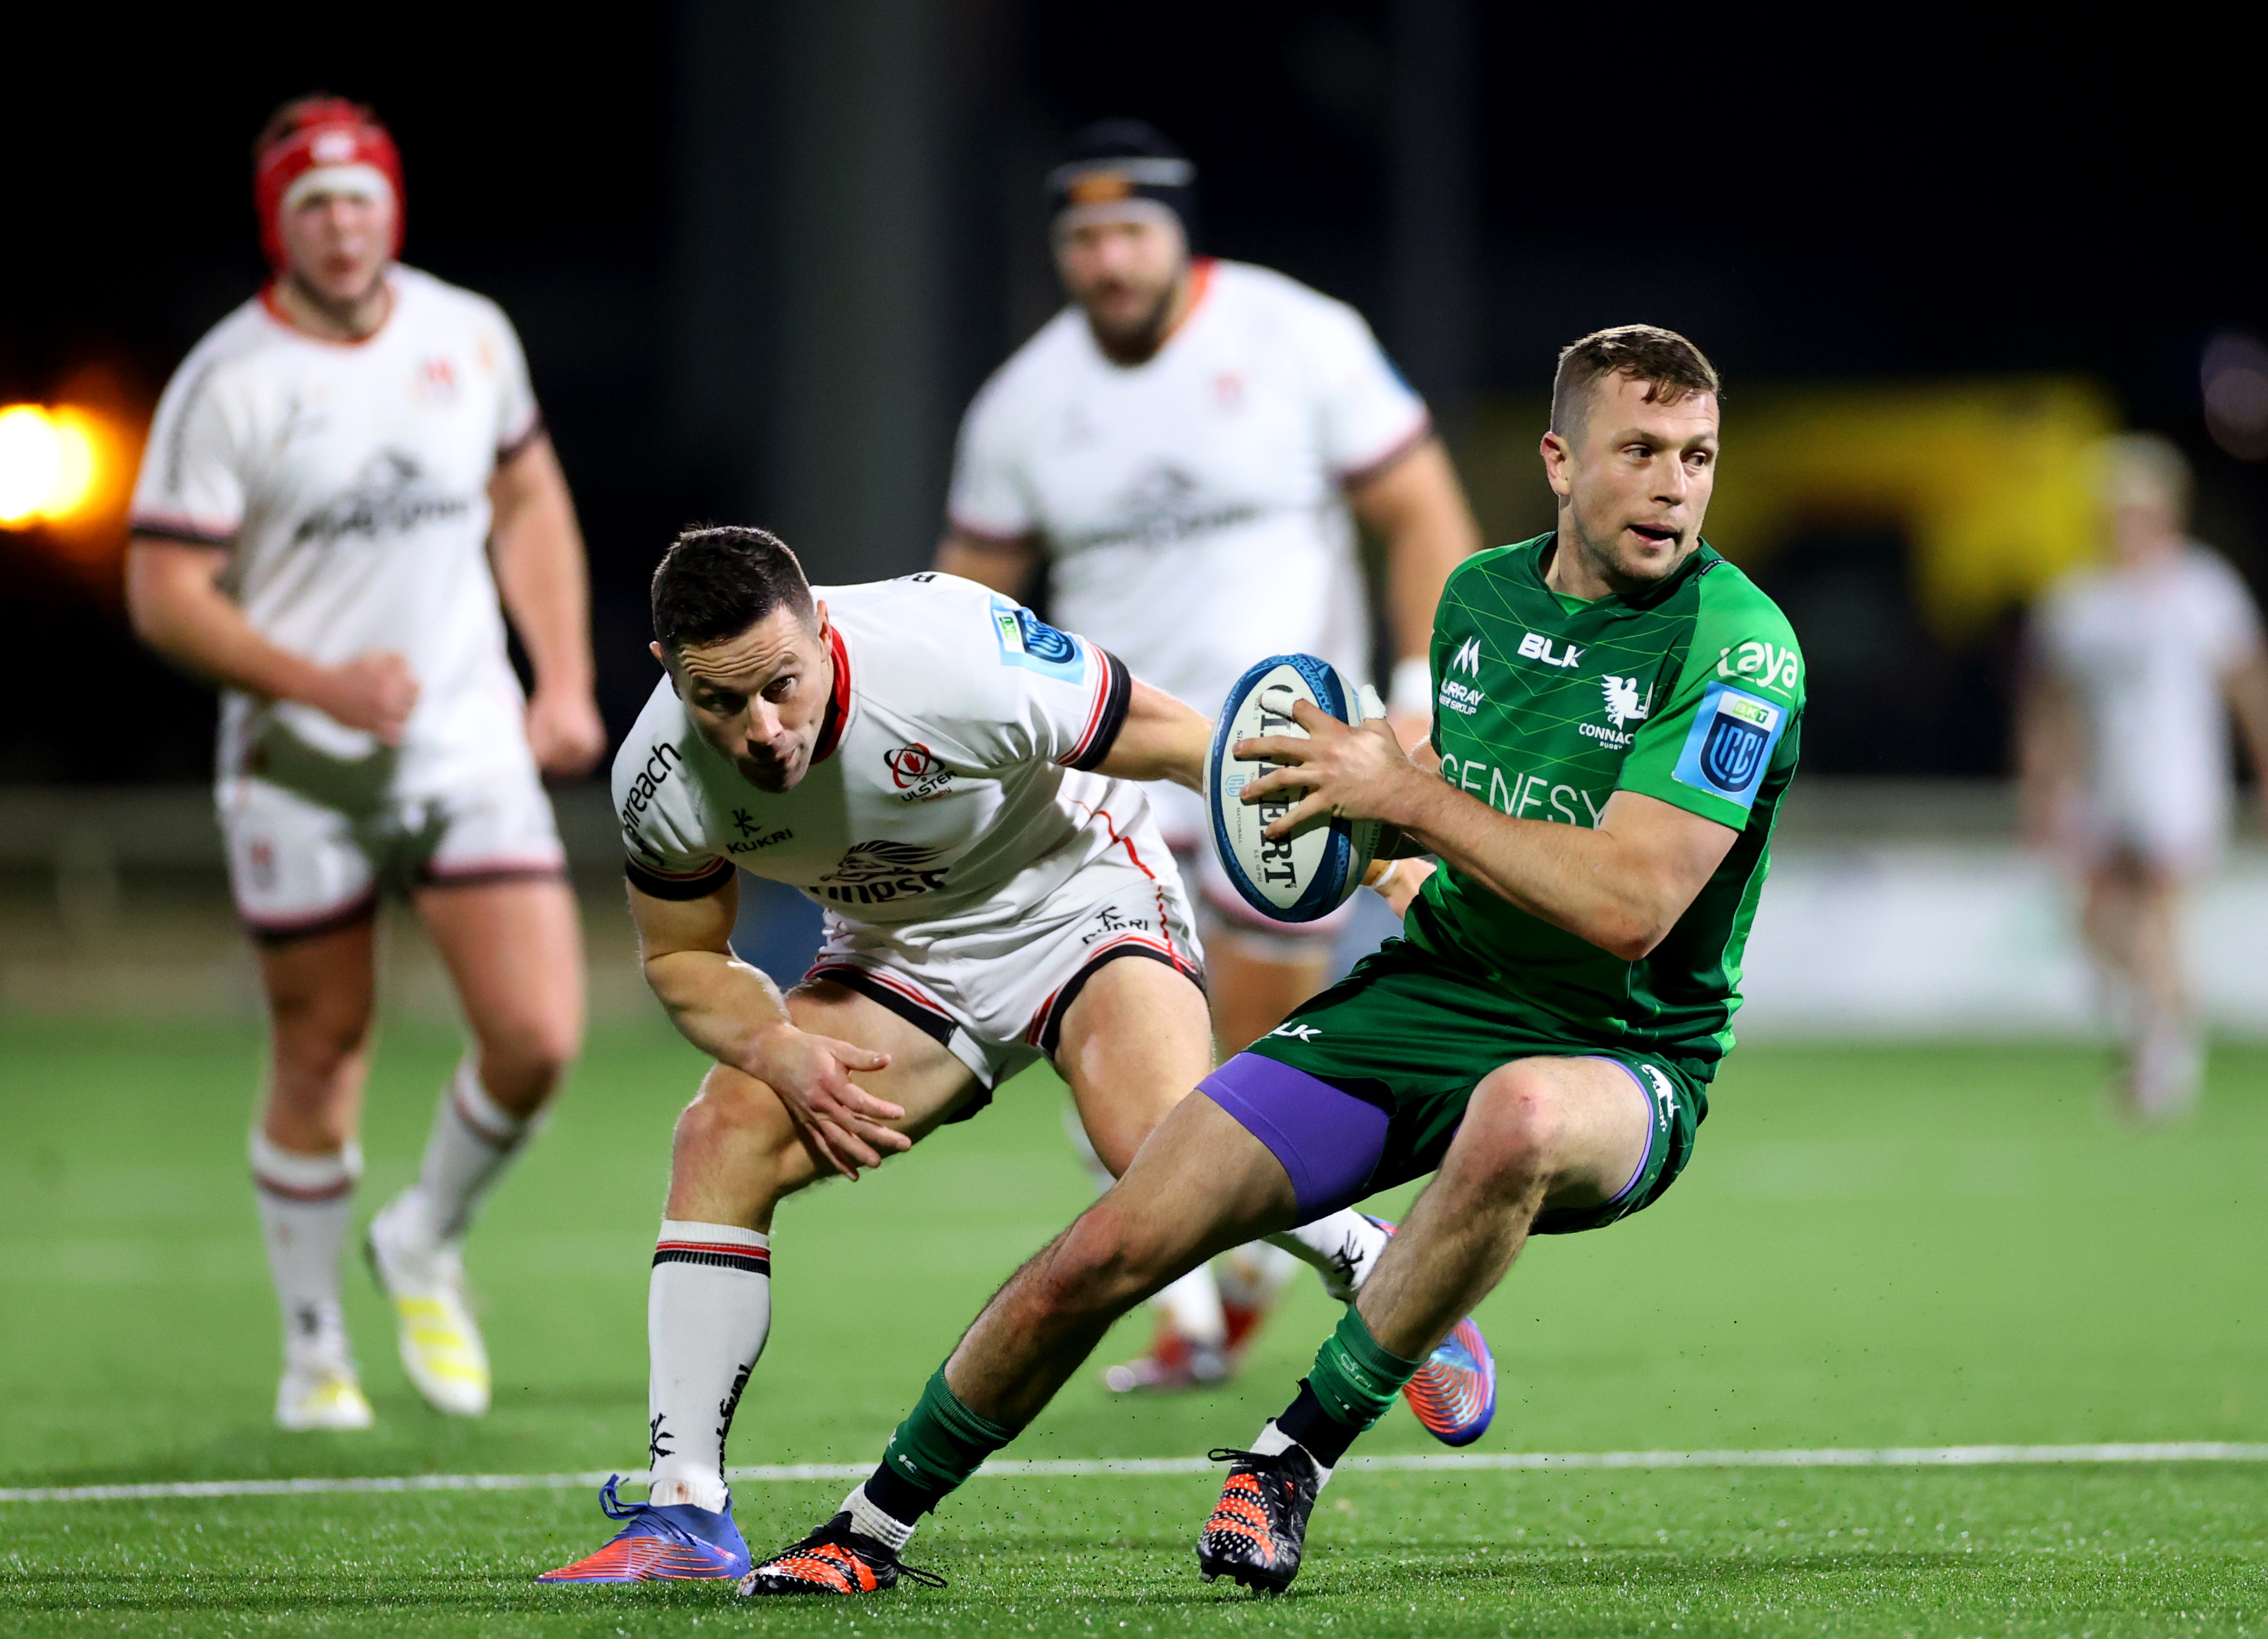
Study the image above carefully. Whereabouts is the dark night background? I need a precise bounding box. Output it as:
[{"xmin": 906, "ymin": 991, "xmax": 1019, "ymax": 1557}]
[{"xmin": 2, "ymin": 4, "xmax": 2260, "ymax": 784}]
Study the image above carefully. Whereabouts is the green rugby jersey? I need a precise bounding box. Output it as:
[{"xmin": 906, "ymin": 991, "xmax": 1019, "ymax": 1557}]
[{"xmin": 1404, "ymin": 532, "xmax": 1804, "ymax": 1068}]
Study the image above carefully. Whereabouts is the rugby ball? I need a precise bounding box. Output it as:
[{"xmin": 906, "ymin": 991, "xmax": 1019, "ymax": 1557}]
[{"xmin": 1208, "ymin": 654, "xmax": 1387, "ymax": 923}]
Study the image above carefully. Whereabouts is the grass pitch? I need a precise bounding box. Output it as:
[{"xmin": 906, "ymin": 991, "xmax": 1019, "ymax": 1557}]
[{"xmin": 3, "ymin": 1016, "xmax": 2266, "ymax": 1635}]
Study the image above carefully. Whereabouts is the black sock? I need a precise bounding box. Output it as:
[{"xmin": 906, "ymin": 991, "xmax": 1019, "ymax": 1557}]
[
  {"xmin": 862, "ymin": 1460, "xmax": 946, "ymax": 1525},
  {"xmin": 1274, "ymin": 1378, "xmax": 1361, "ymax": 1469}
]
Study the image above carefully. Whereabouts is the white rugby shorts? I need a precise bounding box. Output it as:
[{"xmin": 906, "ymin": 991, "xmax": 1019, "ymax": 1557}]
[
  {"xmin": 218, "ymin": 764, "xmax": 567, "ymax": 941},
  {"xmin": 1147, "ymin": 779, "xmax": 1353, "ymax": 957},
  {"xmin": 801, "ymin": 810, "xmax": 1202, "ymax": 1095}
]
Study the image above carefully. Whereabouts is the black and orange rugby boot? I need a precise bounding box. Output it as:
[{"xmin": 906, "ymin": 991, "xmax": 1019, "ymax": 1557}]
[
  {"xmin": 1196, "ymin": 1444, "xmax": 1323, "ymax": 1594},
  {"xmin": 737, "ymin": 1512, "xmax": 946, "ymax": 1597}
]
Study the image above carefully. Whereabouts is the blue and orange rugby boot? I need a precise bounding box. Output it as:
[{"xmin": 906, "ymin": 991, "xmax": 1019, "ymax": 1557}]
[
  {"xmin": 738, "ymin": 1513, "xmax": 947, "ymax": 1596},
  {"xmin": 537, "ymin": 1475, "xmax": 752, "ymax": 1583},
  {"xmin": 1196, "ymin": 1443, "xmax": 1325, "ymax": 1594},
  {"xmin": 1365, "ymin": 1215, "xmax": 1497, "ymax": 1447}
]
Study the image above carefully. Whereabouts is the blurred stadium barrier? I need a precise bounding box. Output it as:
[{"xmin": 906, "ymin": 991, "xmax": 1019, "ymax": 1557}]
[
  {"xmin": 1745, "ymin": 780, "xmax": 2268, "ymax": 1038},
  {"xmin": 5, "ymin": 780, "xmax": 2264, "ymax": 1037}
]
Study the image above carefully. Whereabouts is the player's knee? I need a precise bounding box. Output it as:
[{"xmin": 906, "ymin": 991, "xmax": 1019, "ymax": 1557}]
[
  {"xmin": 672, "ymin": 1073, "xmax": 794, "ymax": 1166},
  {"xmin": 481, "ymin": 1014, "xmax": 581, "ymax": 1099},
  {"xmin": 266, "ymin": 985, "xmax": 373, "ymax": 1080},
  {"xmin": 1458, "ymin": 1063, "xmax": 1571, "ymax": 1186},
  {"xmin": 1040, "ymin": 1200, "xmax": 1171, "ymax": 1315}
]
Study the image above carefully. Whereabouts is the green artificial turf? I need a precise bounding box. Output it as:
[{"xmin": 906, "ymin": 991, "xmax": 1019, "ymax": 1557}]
[{"xmin": 3, "ymin": 1016, "xmax": 2266, "ymax": 1634}]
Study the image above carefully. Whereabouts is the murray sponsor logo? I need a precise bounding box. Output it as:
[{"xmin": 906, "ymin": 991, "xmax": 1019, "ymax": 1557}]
[
  {"xmin": 815, "ymin": 841, "xmax": 949, "ymax": 906},
  {"xmin": 1439, "ymin": 637, "xmax": 1485, "ymax": 715}
]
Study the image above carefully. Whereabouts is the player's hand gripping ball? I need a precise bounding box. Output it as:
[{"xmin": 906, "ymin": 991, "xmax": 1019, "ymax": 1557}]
[{"xmin": 1208, "ymin": 654, "xmax": 1386, "ymax": 922}]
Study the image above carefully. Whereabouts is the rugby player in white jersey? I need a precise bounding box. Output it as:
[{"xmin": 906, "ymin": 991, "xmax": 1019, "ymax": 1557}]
[
  {"xmin": 125, "ymin": 97, "xmax": 604, "ymax": 1431},
  {"xmin": 939, "ymin": 120, "xmax": 1482, "ymax": 1387},
  {"xmin": 2019, "ymin": 434, "xmax": 2268, "ymax": 1117},
  {"xmin": 537, "ymin": 528, "xmax": 1487, "ymax": 1584}
]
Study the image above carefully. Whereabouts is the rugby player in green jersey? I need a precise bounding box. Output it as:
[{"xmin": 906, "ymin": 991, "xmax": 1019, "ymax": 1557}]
[{"xmin": 738, "ymin": 325, "xmax": 1804, "ymax": 1599}]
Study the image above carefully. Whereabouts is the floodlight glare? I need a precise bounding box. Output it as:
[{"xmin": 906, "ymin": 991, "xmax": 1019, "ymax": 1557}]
[{"xmin": 0, "ymin": 404, "xmax": 99, "ymax": 527}]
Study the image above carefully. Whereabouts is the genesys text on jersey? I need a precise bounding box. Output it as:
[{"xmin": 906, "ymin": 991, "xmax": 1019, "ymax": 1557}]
[{"xmin": 1438, "ymin": 755, "xmax": 1607, "ymax": 828}]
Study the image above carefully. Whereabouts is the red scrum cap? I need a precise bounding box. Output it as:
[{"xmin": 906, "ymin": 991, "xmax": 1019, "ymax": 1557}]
[{"xmin": 252, "ymin": 97, "xmax": 405, "ymax": 270}]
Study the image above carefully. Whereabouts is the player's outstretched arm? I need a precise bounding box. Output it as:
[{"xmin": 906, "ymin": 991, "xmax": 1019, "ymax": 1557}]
[
  {"xmin": 125, "ymin": 538, "xmax": 419, "ymax": 742},
  {"xmin": 1093, "ymin": 678, "xmax": 1212, "ymax": 791},
  {"xmin": 1238, "ymin": 700, "xmax": 1735, "ymax": 961},
  {"xmin": 490, "ymin": 436, "xmax": 605, "ymax": 777},
  {"xmin": 629, "ymin": 878, "xmax": 909, "ymax": 1179}
]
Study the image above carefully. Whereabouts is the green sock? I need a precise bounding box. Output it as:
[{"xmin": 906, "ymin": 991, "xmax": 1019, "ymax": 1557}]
[
  {"xmin": 872, "ymin": 1364, "xmax": 1016, "ymax": 1506},
  {"xmin": 1304, "ymin": 1307, "xmax": 1426, "ymax": 1433}
]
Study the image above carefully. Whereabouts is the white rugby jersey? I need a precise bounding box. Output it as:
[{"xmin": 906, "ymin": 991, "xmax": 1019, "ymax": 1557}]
[
  {"xmin": 614, "ymin": 575, "xmax": 1166, "ymax": 935},
  {"xmin": 948, "ymin": 259, "xmax": 1427, "ymax": 732},
  {"xmin": 131, "ymin": 265, "xmax": 543, "ymax": 795},
  {"xmin": 2035, "ymin": 544, "xmax": 2264, "ymax": 835}
]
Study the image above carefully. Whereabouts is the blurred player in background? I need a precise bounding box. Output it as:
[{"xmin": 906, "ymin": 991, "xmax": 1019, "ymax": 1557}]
[
  {"xmin": 2019, "ymin": 434, "xmax": 2268, "ymax": 1120},
  {"xmin": 938, "ymin": 119, "xmax": 1480, "ymax": 1389},
  {"xmin": 125, "ymin": 97, "xmax": 604, "ymax": 1430}
]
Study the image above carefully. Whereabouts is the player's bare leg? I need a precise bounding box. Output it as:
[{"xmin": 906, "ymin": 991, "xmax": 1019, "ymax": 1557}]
[
  {"xmin": 648, "ymin": 982, "xmax": 972, "ymax": 1494},
  {"xmin": 664, "ymin": 980, "xmax": 977, "ymax": 1231},
  {"xmin": 1064, "ymin": 955, "xmax": 1250, "ymax": 1387},
  {"xmin": 2083, "ymin": 854, "xmax": 2200, "ymax": 1120},
  {"xmin": 543, "ymin": 981, "xmax": 978, "ymax": 1583},
  {"xmin": 952, "ymin": 1095, "xmax": 1299, "ymax": 1425},
  {"xmin": 1192, "ymin": 1055, "xmax": 1650, "ymax": 1591},
  {"xmin": 1206, "ymin": 941, "xmax": 1329, "ymax": 1068},
  {"xmin": 1064, "ymin": 953, "xmax": 1391, "ymax": 1391},
  {"xmin": 251, "ymin": 919, "xmax": 379, "ymax": 1430},
  {"xmin": 739, "ymin": 1093, "xmax": 1297, "ymax": 1595},
  {"xmin": 1348, "ymin": 1056, "xmax": 1646, "ymax": 1359},
  {"xmin": 1105, "ymin": 930, "xmax": 1384, "ymax": 1390},
  {"xmin": 366, "ymin": 878, "xmax": 586, "ymax": 1415},
  {"xmin": 1055, "ymin": 955, "xmax": 1213, "ymax": 1173}
]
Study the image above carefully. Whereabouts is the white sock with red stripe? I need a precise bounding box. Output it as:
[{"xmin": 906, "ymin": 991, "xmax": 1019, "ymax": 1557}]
[
  {"xmin": 646, "ymin": 1220, "xmax": 772, "ymax": 1513},
  {"xmin": 395, "ymin": 1060, "xmax": 534, "ymax": 1251},
  {"xmin": 250, "ymin": 1131, "xmax": 361, "ymax": 1369}
]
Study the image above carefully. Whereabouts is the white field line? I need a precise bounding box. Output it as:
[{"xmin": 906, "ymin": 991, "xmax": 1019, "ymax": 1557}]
[{"xmin": 5, "ymin": 1442, "xmax": 2267, "ymax": 1505}]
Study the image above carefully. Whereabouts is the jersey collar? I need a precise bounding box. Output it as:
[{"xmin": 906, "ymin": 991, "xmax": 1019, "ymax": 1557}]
[
  {"xmin": 811, "ymin": 622, "xmax": 853, "ymax": 764},
  {"xmin": 258, "ymin": 269, "xmax": 400, "ymax": 349},
  {"xmin": 1531, "ymin": 530, "xmax": 1719, "ymax": 611}
]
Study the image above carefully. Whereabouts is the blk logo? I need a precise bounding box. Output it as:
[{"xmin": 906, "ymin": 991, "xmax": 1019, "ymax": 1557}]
[
  {"xmin": 1518, "ymin": 632, "xmax": 1584, "ymax": 668},
  {"xmin": 1451, "ymin": 637, "xmax": 1484, "ymax": 677}
]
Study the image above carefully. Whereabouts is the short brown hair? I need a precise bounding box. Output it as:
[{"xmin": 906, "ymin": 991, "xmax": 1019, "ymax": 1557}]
[
  {"xmin": 1550, "ymin": 325, "xmax": 1721, "ymax": 436},
  {"xmin": 651, "ymin": 525, "xmax": 816, "ymax": 652}
]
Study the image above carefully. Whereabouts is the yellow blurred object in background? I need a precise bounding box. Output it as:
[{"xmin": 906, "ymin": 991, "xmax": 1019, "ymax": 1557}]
[
  {"xmin": 1460, "ymin": 377, "xmax": 2120, "ymax": 642},
  {"xmin": 0, "ymin": 405, "xmax": 102, "ymax": 527}
]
